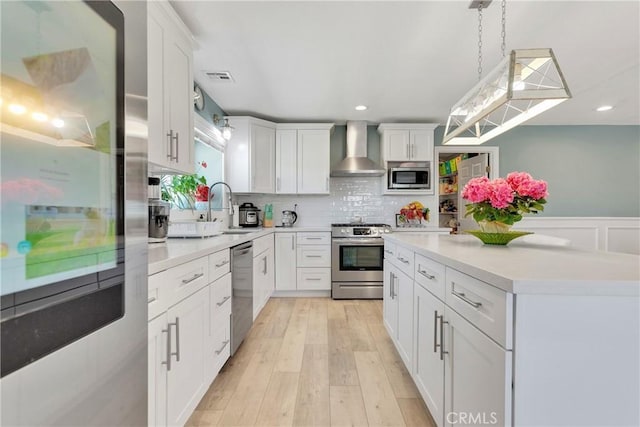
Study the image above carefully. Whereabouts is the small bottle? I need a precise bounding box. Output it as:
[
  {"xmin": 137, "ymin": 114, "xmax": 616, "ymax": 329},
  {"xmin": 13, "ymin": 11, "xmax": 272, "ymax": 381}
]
[{"xmin": 264, "ymin": 204, "xmax": 273, "ymax": 228}]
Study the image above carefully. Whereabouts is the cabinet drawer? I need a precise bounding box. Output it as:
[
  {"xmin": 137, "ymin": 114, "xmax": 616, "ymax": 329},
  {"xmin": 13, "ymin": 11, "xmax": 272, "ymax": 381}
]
[
  {"xmin": 297, "ymin": 268, "xmax": 331, "ymax": 290},
  {"xmin": 147, "ymin": 278, "xmax": 166, "ymax": 321},
  {"xmin": 297, "ymin": 232, "xmax": 331, "ymax": 245},
  {"xmin": 209, "ymin": 249, "xmax": 231, "ymax": 282},
  {"xmin": 211, "ymin": 273, "xmax": 232, "ymax": 313},
  {"xmin": 393, "ymin": 245, "xmax": 414, "ymax": 279},
  {"xmin": 445, "ymin": 267, "xmax": 513, "ymax": 349},
  {"xmin": 384, "ymin": 241, "xmax": 396, "ymax": 259},
  {"xmin": 414, "ymin": 253, "xmax": 445, "ymax": 300},
  {"xmin": 297, "ymin": 245, "xmax": 331, "ymax": 267},
  {"xmin": 156, "ymin": 256, "xmax": 209, "ymax": 310},
  {"xmin": 253, "ymin": 233, "xmax": 274, "ymax": 256}
]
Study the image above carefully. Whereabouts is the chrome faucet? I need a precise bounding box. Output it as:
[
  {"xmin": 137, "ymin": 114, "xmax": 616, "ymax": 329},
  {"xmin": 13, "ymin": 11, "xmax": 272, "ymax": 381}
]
[{"xmin": 207, "ymin": 181, "xmax": 234, "ymax": 222}]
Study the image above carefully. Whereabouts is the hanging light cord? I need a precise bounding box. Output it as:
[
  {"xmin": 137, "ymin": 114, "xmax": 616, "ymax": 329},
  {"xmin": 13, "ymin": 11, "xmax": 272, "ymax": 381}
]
[
  {"xmin": 477, "ymin": 3, "xmax": 483, "ymax": 81},
  {"xmin": 501, "ymin": 0, "xmax": 507, "ymax": 57}
]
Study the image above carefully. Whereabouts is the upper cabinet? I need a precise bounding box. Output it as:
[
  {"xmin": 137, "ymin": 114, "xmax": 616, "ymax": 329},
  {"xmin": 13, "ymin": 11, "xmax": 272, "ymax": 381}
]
[
  {"xmin": 378, "ymin": 124, "xmax": 438, "ymax": 162},
  {"xmin": 225, "ymin": 117, "xmax": 276, "ymax": 193},
  {"xmin": 275, "ymin": 124, "xmax": 334, "ymax": 195},
  {"xmin": 148, "ymin": 1, "xmax": 194, "ymax": 175}
]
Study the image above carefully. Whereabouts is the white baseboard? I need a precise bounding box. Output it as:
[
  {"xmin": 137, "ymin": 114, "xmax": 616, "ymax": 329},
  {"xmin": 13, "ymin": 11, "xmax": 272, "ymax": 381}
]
[
  {"xmin": 272, "ymin": 290, "xmax": 331, "ymax": 298},
  {"xmin": 513, "ymin": 217, "xmax": 640, "ymax": 255}
]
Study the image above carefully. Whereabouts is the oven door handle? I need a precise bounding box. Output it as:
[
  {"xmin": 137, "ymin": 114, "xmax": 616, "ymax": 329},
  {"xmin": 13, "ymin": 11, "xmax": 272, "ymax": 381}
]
[{"xmin": 333, "ymin": 238, "xmax": 384, "ymax": 246}]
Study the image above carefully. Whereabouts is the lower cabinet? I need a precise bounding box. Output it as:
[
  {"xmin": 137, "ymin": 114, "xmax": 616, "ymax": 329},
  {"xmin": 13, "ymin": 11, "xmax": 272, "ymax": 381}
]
[
  {"xmin": 396, "ymin": 268, "xmax": 414, "ymax": 370},
  {"xmin": 275, "ymin": 232, "xmax": 331, "ymax": 292},
  {"xmin": 383, "ymin": 260, "xmax": 399, "ymax": 340},
  {"xmin": 414, "ymin": 283, "xmax": 445, "ymax": 426},
  {"xmin": 275, "ymin": 233, "xmax": 296, "ymax": 291},
  {"xmin": 253, "ymin": 235, "xmax": 274, "ymax": 320},
  {"xmin": 206, "ymin": 272, "xmax": 232, "ymax": 383}
]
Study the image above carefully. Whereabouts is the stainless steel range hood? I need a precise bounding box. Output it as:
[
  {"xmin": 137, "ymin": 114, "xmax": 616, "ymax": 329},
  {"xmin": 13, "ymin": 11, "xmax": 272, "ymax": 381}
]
[{"xmin": 330, "ymin": 121, "xmax": 385, "ymax": 177}]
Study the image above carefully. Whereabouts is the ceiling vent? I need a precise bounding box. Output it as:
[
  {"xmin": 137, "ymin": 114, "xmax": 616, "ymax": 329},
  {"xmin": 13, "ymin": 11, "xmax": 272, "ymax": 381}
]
[{"xmin": 205, "ymin": 71, "xmax": 235, "ymax": 83}]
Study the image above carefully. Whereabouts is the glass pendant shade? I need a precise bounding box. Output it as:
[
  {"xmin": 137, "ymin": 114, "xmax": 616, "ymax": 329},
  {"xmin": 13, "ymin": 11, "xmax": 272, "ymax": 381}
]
[{"xmin": 443, "ymin": 48, "xmax": 571, "ymax": 145}]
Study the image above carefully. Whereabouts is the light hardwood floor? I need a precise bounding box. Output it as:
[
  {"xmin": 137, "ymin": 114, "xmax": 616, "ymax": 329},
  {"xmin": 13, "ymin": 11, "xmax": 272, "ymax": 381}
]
[{"xmin": 187, "ymin": 298, "xmax": 436, "ymax": 427}]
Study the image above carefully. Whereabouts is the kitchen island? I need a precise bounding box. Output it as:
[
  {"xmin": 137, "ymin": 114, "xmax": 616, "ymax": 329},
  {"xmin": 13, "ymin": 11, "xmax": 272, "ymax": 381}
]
[{"xmin": 382, "ymin": 233, "xmax": 639, "ymax": 427}]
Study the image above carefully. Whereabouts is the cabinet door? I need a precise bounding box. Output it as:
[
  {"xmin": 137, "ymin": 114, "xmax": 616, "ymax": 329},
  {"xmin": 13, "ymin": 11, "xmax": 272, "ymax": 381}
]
[
  {"xmin": 297, "ymin": 129, "xmax": 330, "ymax": 194},
  {"xmin": 275, "ymin": 234, "xmax": 297, "ymax": 290},
  {"xmin": 147, "ymin": 9, "xmax": 168, "ymax": 167},
  {"xmin": 396, "ymin": 269, "xmax": 414, "ymax": 370},
  {"xmin": 253, "ymin": 252, "xmax": 269, "ymax": 320},
  {"xmin": 167, "ymin": 287, "xmax": 209, "ymax": 427},
  {"xmin": 251, "ymin": 124, "xmax": 275, "ymax": 193},
  {"xmin": 166, "ymin": 33, "xmax": 194, "ymax": 174},
  {"xmin": 276, "ymin": 129, "xmax": 298, "ymax": 193},
  {"xmin": 383, "ymin": 260, "xmax": 399, "ymax": 340},
  {"xmin": 444, "ymin": 307, "xmax": 512, "ymax": 427},
  {"xmin": 410, "ymin": 130, "xmax": 433, "ymax": 161},
  {"xmin": 384, "ymin": 130, "xmax": 410, "ymax": 161},
  {"xmin": 265, "ymin": 247, "xmax": 275, "ymax": 302},
  {"xmin": 414, "ymin": 285, "xmax": 445, "ymax": 427},
  {"xmin": 148, "ymin": 314, "xmax": 168, "ymax": 427}
]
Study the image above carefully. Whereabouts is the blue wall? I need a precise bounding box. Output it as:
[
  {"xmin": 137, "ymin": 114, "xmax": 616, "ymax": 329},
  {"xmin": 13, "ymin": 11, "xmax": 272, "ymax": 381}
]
[
  {"xmin": 195, "ymin": 82, "xmax": 227, "ymax": 126},
  {"xmin": 434, "ymin": 125, "xmax": 640, "ymax": 217}
]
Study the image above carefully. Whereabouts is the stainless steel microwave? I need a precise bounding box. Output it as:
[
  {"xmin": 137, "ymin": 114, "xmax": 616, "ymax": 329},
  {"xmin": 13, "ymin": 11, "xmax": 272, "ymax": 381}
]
[{"xmin": 388, "ymin": 165, "xmax": 431, "ymax": 190}]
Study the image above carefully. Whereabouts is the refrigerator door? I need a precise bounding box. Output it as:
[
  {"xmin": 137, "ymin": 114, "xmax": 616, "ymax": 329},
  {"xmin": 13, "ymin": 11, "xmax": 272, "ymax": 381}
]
[{"xmin": 0, "ymin": 1, "xmax": 148, "ymax": 425}]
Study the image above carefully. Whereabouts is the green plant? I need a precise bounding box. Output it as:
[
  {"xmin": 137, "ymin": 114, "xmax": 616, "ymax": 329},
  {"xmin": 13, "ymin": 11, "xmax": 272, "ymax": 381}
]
[{"xmin": 161, "ymin": 174, "xmax": 207, "ymax": 210}]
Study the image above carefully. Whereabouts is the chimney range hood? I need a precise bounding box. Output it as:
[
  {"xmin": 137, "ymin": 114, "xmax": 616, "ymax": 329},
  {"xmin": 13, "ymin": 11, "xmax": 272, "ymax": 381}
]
[{"xmin": 330, "ymin": 121, "xmax": 385, "ymax": 177}]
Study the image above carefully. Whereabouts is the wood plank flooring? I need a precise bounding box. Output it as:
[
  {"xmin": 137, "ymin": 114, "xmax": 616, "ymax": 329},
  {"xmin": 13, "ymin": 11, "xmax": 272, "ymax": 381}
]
[{"xmin": 187, "ymin": 298, "xmax": 436, "ymax": 427}]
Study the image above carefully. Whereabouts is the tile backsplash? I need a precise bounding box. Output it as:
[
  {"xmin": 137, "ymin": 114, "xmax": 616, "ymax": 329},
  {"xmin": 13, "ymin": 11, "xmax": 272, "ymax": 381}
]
[{"xmin": 236, "ymin": 177, "xmax": 436, "ymax": 227}]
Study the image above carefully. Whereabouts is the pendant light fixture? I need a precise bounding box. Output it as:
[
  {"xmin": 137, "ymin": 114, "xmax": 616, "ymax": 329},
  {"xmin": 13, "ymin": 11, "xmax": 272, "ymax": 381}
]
[{"xmin": 442, "ymin": 0, "xmax": 571, "ymax": 145}]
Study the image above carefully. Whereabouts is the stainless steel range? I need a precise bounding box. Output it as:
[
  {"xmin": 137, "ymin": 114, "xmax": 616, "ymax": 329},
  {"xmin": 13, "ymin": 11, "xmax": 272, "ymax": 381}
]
[{"xmin": 331, "ymin": 223, "xmax": 391, "ymax": 299}]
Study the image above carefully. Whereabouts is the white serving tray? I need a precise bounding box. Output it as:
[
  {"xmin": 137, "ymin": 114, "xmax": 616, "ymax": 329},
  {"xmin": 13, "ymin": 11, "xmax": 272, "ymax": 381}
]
[{"xmin": 167, "ymin": 221, "xmax": 222, "ymax": 238}]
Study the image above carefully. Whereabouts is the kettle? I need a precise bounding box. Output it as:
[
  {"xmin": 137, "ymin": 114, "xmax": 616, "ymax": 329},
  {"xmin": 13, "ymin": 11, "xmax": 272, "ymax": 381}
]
[{"xmin": 281, "ymin": 210, "xmax": 298, "ymax": 227}]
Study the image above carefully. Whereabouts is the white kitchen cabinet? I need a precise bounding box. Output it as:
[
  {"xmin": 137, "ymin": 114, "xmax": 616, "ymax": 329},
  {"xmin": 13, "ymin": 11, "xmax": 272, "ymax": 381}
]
[
  {"xmin": 383, "ymin": 260, "xmax": 399, "ymax": 340},
  {"xmin": 225, "ymin": 116, "xmax": 276, "ymax": 193},
  {"xmin": 275, "ymin": 129, "xmax": 298, "ymax": 194},
  {"xmin": 395, "ymin": 267, "xmax": 414, "ymax": 372},
  {"xmin": 148, "ymin": 313, "xmax": 168, "ymax": 427},
  {"xmin": 148, "ymin": 1, "xmax": 194, "ymax": 174},
  {"xmin": 414, "ymin": 283, "xmax": 445, "ymax": 427},
  {"xmin": 275, "ymin": 124, "xmax": 334, "ymax": 194},
  {"xmin": 444, "ymin": 307, "xmax": 512, "ymax": 427},
  {"xmin": 253, "ymin": 234, "xmax": 274, "ymax": 320},
  {"xmin": 166, "ymin": 286, "xmax": 209, "ymax": 427},
  {"xmin": 275, "ymin": 233, "xmax": 297, "ymax": 291},
  {"xmin": 378, "ymin": 124, "xmax": 438, "ymax": 162},
  {"xmin": 207, "ymin": 272, "xmax": 232, "ymax": 383}
]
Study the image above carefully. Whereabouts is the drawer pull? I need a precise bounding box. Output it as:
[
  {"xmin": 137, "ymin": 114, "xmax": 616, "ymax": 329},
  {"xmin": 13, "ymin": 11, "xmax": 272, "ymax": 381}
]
[
  {"xmin": 397, "ymin": 257, "xmax": 410, "ymax": 265},
  {"xmin": 384, "ymin": 249, "xmax": 393, "ymax": 255},
  {"xmin": 216, "ymin": 295, "xmax": 231, "ymax": 306},
  {"xmin": 305, "ymin": 255, "xmax": 322, "ymax": 258},
  {"xmin": 182, "ymin": 272, "xmax": 204, "ymax": 284},
  {"xmin": 451, "ymin": 288, "xmax": 482, "ymax": 308},
  {"xmin": 147, "ymin": 296, "xmax": 157, "ymax": 304},
  {"xmin": 306, "ymin": 278, "xmax": 322, "ymax": 281},
  {"xmin": 440, "ymin": 317, "xmax": 449, "ymax": 361},
  {"xmin": 418, "ymin": 269, "xmax": 435, "ymax": 280},
  {"xmin": 215, "ymin": 340, "xmax": 230, "ymax": 355},
  {"xmin": 215, "ymin": 259, "xmax": 229, "ymax": 268},
  {"xmin": 305, "ymin": 237, "xmax": 323, "ymax": 240}
]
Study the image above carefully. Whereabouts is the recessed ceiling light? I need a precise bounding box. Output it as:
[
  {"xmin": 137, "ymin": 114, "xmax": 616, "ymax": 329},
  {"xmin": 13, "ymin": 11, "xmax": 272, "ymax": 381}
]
[
  {"xmin": 596, "ymin": 105, "xmax": 613, "ymax": 112},
  {"xmin": 355, "ymin": 105, "xmax": 367, "ymax": 111}
]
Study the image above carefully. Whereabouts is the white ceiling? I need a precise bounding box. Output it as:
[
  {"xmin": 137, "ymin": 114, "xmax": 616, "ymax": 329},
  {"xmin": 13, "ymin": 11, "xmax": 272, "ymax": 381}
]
[{"xmin": 171, "ymin": 0, "xmax": 640, "ymax": 126}]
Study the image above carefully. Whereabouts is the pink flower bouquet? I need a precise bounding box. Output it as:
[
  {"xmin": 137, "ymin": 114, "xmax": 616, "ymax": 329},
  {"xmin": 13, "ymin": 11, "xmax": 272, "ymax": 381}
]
[{"xmin": 461, "ymin": 172, "xmax": 548, "ymax": 229}]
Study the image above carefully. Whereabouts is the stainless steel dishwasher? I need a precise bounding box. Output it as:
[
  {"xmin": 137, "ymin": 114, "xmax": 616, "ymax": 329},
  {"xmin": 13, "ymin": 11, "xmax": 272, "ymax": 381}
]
[{"xmin": 230, "ymin": 241, "xmax": 253, "ymax": 355}]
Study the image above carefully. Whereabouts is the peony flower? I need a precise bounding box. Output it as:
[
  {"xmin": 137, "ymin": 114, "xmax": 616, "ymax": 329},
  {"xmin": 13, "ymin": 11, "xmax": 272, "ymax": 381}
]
[
  {"xmin": 461, "ymin": 176, "xmax": 491, "ymax": 203},
  {"xmin": 488, "ymin": 178, "xmax": 514, "ymax": 209}
]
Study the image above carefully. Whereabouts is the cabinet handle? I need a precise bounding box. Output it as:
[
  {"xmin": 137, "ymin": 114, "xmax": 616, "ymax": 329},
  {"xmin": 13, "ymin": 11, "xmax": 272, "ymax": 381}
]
[
  {"xmin": 418, "ymin": 268, "xmax": 435, "ymax": 280},
  {"xmin": 170, "ymin": 317, "xmax": 180, "ymax": 362},
  {"xmin": 182, "ymin": 272, "xmax": 204, "ymax": 284},
  {"xmin": 174, "ymin": 132, "xmax": 179, "ymax": 161},
  {"xmin": 406, "ymin": 143, "xmax": 409, "ymax": 159},
  {"xmin": 389, "ymin": 272, "xmax": 394, "ymax": 298},
  {"xmin": 166, "ymin": 131, "xmax": 173, "ymax": 160},
  {"xmin": 440, "ymin": 317, "xmax": 449, "ymax": 361},
  {"xmin": 390, "ymin": 272, "xmax": 396, "ymax": 299},
  {"xmin": 451, "ymin": 287, "xmax": 482, "ymax": 308},
  {"xmin": 237, "ymin": 249, "xmax": 251, "ymax": 256},
  {"xmin": 384, "ymin": 249, "xmax": 393, "ymax": 255},
  {"xmin": 161, "ymin": 325, "xmax": 172, "ymax": 371},
  {"xmin": 216, "ymin": 295, "xmax": 231, "ymax": 306},
  {"xmin": 397, "ymin": 256, "xmax": 410, "ymax": 265},
  {"xmin": 277, "ymin": 177, "xmax": 281, "ymax": 191},
  {"xmin": 263, "ymin": 256, "xmax": 267, "ymax": 274},
  {"xmin": 326, "ymin": 177, "xmax": 329, "ymax": 191},
  {"xmin": 291, "ymin": 235, "xmax": 295, "ymax": 250},
  {"xmin": 147, "ymin": 296, "xmax": 157, "ymax": 304},
  {"xmin": 306, "ymin": 237, "xmax": 323, "ymax": 240},
  {"xmin": 411, "ymin": 143, "xmax": 415, "ymax": 159},
  {"xmin": 306, "ymin": 277, "xmax": 322, "ymax": 281},
  {"xmin": 215, "ymin": 340, "xmax": 230, "ymax": 355},
  {"xmin": 305, "ymin": 255, "xmax": 322, "ymax": 258},
  {"xmin": 215, "ymin": 259, "xmax": 229, "ymax": 268},
  {"xmin": 433, "ymin": 310, "xmax": 440, "ymax": 353}
]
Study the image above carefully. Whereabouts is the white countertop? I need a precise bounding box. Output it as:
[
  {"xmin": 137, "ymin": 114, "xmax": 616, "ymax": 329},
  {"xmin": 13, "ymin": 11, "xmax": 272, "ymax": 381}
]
[
  {"xmin": 149, "ymin": 226, "xmax": 330, "ymax": 274},
  {"xmin": 383, "ymin": 233, "xmax": 640, "ymax": 296}
]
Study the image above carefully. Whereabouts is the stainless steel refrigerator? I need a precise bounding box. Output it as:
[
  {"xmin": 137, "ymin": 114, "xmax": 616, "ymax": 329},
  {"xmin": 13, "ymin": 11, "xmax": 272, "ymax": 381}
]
[{"xmin": 0, "ymin": 1, "xmax": 148, "ymax": 425}]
